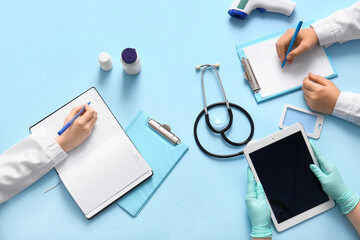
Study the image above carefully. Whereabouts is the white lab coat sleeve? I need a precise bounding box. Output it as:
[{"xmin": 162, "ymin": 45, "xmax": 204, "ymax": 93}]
[
  {"xmin": 0, "ymin": 128, "xmax": 67, "ymax": 204},
  {"xmin": 332, "ymin": 91, "xmax": 360, "ymax": 126},
  {"xmin": 311, "ymin": 2, "xmax": 360, "ymax": 47}
]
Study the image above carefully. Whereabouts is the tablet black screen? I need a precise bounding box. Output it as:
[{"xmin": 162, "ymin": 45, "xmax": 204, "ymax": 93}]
[{"xmin": 249, "ymin": 131, "xmax": 329, "ymax": 224}]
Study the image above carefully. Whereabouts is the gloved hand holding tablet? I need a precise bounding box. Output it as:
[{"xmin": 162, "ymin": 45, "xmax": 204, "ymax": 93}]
[{"xmin": 244, "ymin": 123, "xmax": 335, "ymax": 232}]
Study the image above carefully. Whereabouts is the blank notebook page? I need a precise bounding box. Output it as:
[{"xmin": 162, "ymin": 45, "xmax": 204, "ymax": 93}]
[
  {"xmin": 30, "ymin": 88, "xmax": 151, "ymax": 216},
  {"xmin": 243, "ymin": 37, "xmax": 335, "ymax": 98}
]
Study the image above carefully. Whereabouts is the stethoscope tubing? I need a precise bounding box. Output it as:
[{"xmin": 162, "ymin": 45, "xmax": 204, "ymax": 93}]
[{"xmin": 194, "ymin": 102, "xmax": 254, "ymax": 158}]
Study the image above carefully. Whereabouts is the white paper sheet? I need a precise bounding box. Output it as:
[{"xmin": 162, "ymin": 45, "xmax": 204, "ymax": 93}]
[{"xmin": 243, "ymin": 37, "xmax": 335, "ymax": 98}]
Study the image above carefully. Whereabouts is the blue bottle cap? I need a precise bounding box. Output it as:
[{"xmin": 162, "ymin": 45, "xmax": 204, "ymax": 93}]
[{"xmin": 122, "ymin": 48, "xmax": 137, "ymax": 64}]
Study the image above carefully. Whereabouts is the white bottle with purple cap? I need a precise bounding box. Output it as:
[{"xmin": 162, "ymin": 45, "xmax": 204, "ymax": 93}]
[{"xmin": 121, "ymin": 48, "xmax": 142, "ymax": 75}]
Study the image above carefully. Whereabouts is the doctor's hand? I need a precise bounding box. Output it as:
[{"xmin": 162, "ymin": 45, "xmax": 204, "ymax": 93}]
[
  {"xmin": 55, "ymin": 105, "xmax": 98, "ymax": 152},
  {"xmin": 302, "ymin": 73, "xmax": 340, "ymax": 114},
  {"xmin": 310, "ymin": 141, "xmax": 360, "ymax": 214},
  {"xmin": 276, "ymin": 28, "xmax": 319, "ymax": 64},
  {"xmin": 246, "ymin": 167, "xmax": 272, "ymax": 239}
]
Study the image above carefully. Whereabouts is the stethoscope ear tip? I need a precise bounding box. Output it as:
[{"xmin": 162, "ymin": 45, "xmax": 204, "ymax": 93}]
[{"xmin": 195, "ymin": 65, "xmax": 201, "ymax": 71}]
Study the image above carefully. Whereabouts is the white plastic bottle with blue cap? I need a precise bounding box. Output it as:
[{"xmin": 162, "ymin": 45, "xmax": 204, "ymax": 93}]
[{"xmin": 121, "ymin": 48, "xmax": 142, "ymax": 75}]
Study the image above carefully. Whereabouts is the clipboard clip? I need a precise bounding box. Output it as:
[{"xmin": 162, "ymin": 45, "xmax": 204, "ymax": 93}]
[
  {"xmin": 148, "ymin": 118, "xmax": 181, "ymax": 145},
  {"xmin": 241, "ymin": 57, "xmax": 260, "ymax": 93}
]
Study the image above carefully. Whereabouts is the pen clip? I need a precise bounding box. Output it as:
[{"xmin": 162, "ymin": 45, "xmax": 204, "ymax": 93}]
[
  {"xmin": 241, "ymin": 57, "xmax": 260, "ymax": 93},
  {"xmin": 148, "ymin": 118, "xmax": 181, "ymax": 145}
]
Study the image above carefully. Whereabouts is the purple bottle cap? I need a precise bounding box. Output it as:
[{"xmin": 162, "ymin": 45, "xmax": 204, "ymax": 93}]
[{"xmin": 121, "ymin": 48, "xmax": 137, "ymax": 64}]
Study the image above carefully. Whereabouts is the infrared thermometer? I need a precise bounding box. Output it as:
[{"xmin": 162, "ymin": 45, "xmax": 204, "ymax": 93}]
[{"xmin": 228, "ymin": 0, "xmax": 296, "ymax": 19}]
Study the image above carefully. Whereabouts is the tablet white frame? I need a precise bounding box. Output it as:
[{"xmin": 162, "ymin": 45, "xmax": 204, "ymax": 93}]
[
  {"xmin": 279, "ymin": 104, "xmax": 324, "ymax": 139},
  {"xmin": 244, "ymin": 123, "xmax": 334, "ymax": 232}
]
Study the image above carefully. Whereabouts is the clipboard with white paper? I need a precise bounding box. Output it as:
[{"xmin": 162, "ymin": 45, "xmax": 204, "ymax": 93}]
[
  {"xmin": 117, "ymin": 111, "xmax": 188, "ymax": 217},
  {"xmin": 236, "ymin": 23, "xmax": 338, "ymax": 103}
]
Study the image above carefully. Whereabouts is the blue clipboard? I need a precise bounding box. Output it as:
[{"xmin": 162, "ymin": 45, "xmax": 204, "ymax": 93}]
[
  {"xmin": 117, "ymin": 111, "xmax": 188, "ymax": 217},
  {"xmin": 236, "ymin": 21, "xmax": 338, "ymax": 103}
]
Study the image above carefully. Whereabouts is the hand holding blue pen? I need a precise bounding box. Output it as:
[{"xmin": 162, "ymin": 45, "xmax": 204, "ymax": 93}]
[
  {"xmin": 276, "ymin": 24, "xmax": 319, "ymax": 65},
  {"xmin": 58, "ymin": 102, "xmax": 91, "ymax": 135},
  {"xmin": 55, "ymin": 103, "xmax": 98, "ymax": 152}
]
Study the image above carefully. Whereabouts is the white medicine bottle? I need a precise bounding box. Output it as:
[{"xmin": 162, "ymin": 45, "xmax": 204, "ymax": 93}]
[{"xmin": 121, "ymin": 48, "xmax": 142, "ymax": 75}]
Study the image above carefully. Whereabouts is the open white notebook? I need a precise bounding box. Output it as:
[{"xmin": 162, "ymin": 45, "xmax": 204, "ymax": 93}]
[{"xmin": 30, "ymin": 87, "xmax": 152, "ymax": 219}]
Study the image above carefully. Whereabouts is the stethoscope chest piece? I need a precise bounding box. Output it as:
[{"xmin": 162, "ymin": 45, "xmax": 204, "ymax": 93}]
[{"xmin": 194, "ymin": 64, "xmax": 255, "ymax": 158}]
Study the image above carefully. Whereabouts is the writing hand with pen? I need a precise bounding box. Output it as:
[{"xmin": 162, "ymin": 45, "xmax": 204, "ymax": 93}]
[
  {"xmin": 276, "ymin": 27, "xmax": 340, "ymax": 114},
  {"xmin": 55, "ymin": 104, "xmax": 98, "ymax": 152}
]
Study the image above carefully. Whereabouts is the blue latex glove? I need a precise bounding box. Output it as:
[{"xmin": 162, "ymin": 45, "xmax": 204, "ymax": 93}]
[
  {"xmin": 246, "ymin": 167, "xmax": 272, "ymax": 238},
  {"xmin": 310, "ymin": 141, "xmax": 360, "ymax": 214}
]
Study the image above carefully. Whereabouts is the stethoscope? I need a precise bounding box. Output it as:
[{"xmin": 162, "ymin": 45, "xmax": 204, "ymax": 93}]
[{"xmin": 193, "ymin": 63, "xmax": 255, "ymax": 158}]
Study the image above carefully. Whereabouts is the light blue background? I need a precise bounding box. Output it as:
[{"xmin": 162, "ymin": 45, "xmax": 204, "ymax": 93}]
[{"xmin": 0, "ymin": 0, "xmax": 360, "ymax": 239}]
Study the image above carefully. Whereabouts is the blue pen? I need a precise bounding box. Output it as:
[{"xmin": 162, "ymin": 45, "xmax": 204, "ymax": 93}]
[
  {"xmin": 282, "ymin": 21, "xmax": 303, "ymax": 68},
  {"xmin": 58, "ymin": 102, "xmax": 91, "ymax": 135}
]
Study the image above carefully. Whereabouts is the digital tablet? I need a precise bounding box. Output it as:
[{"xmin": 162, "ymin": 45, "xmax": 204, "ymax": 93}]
[{"xmin": 244, "ymin": 123, "xmax": 334, "ymax": 232}]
